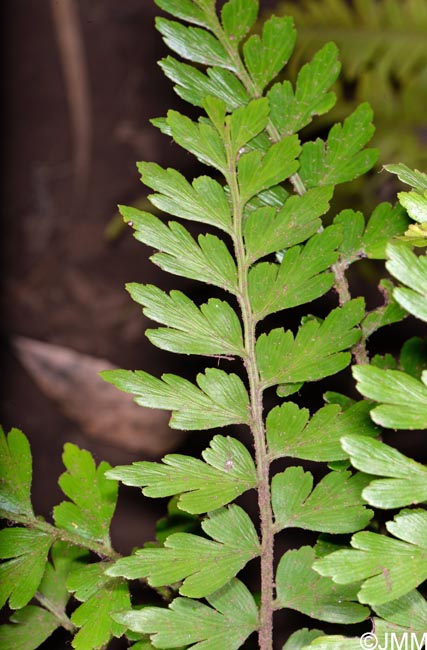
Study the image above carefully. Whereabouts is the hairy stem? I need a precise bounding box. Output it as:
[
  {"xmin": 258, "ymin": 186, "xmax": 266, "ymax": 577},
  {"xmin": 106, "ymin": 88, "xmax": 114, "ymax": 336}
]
[
  {"xmin": 332, "ymin": 258, "xmax": 369, "ymax": 364},
  {"xmin": 332, "ymin": 259, "xmax": 352, "ymax": 305},
  {"xmin": 1, "ymin": 511, "xmax": 173, "ymax": 604},
  {"xmin": 225, "ymin": 129, "xmax": 274, "ymax": 650},
  {"xmin": 35, "ymin": 591, "xmax": 77, "ymax": 633},
  {"xmin": 0, "ymin": 509, "xmax": 120, "ymax": 560}
]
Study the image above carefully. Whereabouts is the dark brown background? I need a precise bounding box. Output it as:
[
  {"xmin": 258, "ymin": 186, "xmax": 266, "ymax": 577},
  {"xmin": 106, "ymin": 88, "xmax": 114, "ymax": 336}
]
[{"xmin": 2, "ymin": 0, "xmax": 188, "ymax": 542}]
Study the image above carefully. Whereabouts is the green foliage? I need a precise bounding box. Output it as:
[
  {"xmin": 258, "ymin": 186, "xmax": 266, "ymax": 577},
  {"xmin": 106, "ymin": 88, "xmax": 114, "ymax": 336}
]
[
  {"xmin": 102, "ymin": 367, "xmax": 250, "ymax": 429},
  {"xmin": 271, "ymin": 468, "xmax": 372, "ymax": 534},
  {"xmin": 353, "ymin": 364, "xmax": 427, "ymax": 429},
  {"xmin": 67, "ymin": 563, "xmax": 130, "ymax": 650},
  {"xmin": 256, "ymin": 299, "xmax": 364, "ymax": 387},
  {"xmin": 53, "ymin": 443, "xmax": 118, "ymax": 547},
  {"xmin": 107, "ymin": 505, "xmax": 259, "ymax": 598},
  {"xmin": 0, "ymin": 607, "xmax": 61, "ymax": 650},
  {"xmin": 311, "ymin": 167, "xmax": 427, "ymax": 644},
  {"xmin": 106, "ymin": 434, "xmax": 257, "ymax": 513},
  {"xmin": 386, "ymin": 163, "xmax": 427, "ymax": 231},
  {"xmin": 1, "ymin": 1, "xmax": 425, "ymax": 649},
  {"xmin": 272, "ymin": 0, "xmax": 427, "ymax": 178},
  {"xmin": 314, "ymin": 509, "xmax": 427, "ymax": 605},
  {"xmin": 0, "ymin": 529, "xmax": 53, "ymax": 610},
  {"xmin": 267, "ymin": 41, "xmax": 340, "ymax": 137},
  {"xmin": 266, "ymin": 400, "xmax": 378, "ymax": 462},
  {"xmin": 275, "ymin": 546, "xmax": 369, "ymax": 623},
  {"xmin": 127, "ymin": 283, "xmax": 245, "ymax": 356},
  {"xmin": 386, "ymin": 243, "xmax": 427, "ymax": 320},
  {"xmin": 0, "ymin": 427, "xmax": 33, "ymax": 517},
  {"xmin": 298, "ymin": 103, "xmax": 378, "ymax": 187},
  {"xmin": 115, "ymin": 578, "xmax": 259, "ymax": 649},
  {"xmin": 304, "ymin": 589, "xmax": 427, "ymax": 650},
  {"xmin": 0, "ymin": 425, "xmax": 123, "ymax": 649}
]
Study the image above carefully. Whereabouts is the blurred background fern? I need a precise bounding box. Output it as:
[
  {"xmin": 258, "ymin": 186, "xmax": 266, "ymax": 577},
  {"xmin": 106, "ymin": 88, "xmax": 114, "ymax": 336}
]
[{"xmin": 267, "ymin": 0, "xmax": 427, "ymax": 208}]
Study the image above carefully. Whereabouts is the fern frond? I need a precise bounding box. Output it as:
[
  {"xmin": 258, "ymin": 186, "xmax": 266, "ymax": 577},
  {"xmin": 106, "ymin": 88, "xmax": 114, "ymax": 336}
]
[{"xmin": 273, "ymin": 0, "xmax": 427, "ymax": 174}]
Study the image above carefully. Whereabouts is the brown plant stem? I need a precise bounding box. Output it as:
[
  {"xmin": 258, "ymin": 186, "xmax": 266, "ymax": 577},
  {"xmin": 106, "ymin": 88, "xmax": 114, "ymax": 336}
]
[
  {"xmin": 0, "ymin": 509, "xmax": 120, "ymax": 560},
  {"xmin": 35, "ymin": 591, "xmax": 77, "ymax": 633}
]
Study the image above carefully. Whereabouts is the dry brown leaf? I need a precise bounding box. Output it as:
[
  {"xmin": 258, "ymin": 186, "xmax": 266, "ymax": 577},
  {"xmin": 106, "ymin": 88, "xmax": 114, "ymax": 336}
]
[{"xmin": 13, "ymin": 337, "xmax": 184, "ymax": 456}]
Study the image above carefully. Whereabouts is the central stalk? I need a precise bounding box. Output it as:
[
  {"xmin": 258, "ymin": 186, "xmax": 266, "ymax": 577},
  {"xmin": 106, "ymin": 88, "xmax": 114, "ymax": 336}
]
[{"xmin": 225, "ymin": 127, "xmax": 274, "ymax": 650}]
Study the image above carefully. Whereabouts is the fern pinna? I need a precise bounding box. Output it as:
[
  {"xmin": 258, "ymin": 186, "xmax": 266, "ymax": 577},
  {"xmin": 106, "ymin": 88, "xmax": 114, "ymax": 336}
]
[{"xmin": 0, "ymin": 1, "xmax": 423, "ymax": 649}]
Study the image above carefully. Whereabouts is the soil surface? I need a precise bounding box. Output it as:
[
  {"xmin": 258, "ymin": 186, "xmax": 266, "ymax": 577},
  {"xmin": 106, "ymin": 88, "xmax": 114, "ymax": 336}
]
[{"xmin": 1, "ymin": 2, "xmax": 425, "ymax": 649}]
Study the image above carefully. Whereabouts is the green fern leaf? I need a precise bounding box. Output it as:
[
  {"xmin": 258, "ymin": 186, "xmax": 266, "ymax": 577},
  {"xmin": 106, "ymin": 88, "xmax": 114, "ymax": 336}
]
[
  {"xmin": 0, "ymin": 543, "xmax": 89, "ymax": 650},
  {"xmin": 0, "ymin": 606, "xmax": 60, "ymax": 650},
  {"xmin": 53, "ymin": 444, "xmax": 118, "ymax": 547},
  {"xmin": 106, "ymin": 435, "xmax": 256, "ymax": 514},
  {"xmin": 155, "ymin": 0, "xmax": 211, "ymax": 29},
  {"xmin": 114, "ymin": 578, "xmax": 258, "ymax": 650},
  {"xmin": 353, "ymin": 364, "xmax": 427, "ymax": 429},
  {"xmin": 107, "ymin": 505, "xmax": 259, "ymax": 598},
  {"xmin": 127, "ymin": 284, "xmax": 244, "ymax": 357},
  {"xmin": 67, "ymin": 563, "xmax": 130, "ymax": 650},
  {"xmin": 282, "ymin": 629, "xmax": 325, "ymax": 650},
  {"xmin": 362, "ymin": 203, "xmax": 409, "ymax": 259},
  {"xmin": 221, "ymin": 0, "xmax": 258, "ymax": 43},
  {"xmin": 314, "ymin": 510, "xmax": 427, "ymax": 606},
  {"xmin": 227, "ymin": 97, "xmax": 270, "ymax": 155},
  {"xmin": 156, "ymin": 18, "xmax": 234, "ymax": 71},
  {"xmin": 244, "ymin": 186, "xmax": 333, "ymax": 262},
  {"xmin": 302, "ymin": 635, "xmax": 362, "ymax": 650},
  {"xmin": 267, "ymin": 400, "xmax": 378, "ymax": 462},
  {"xmin": 159, "ymin": 56, "xmax": 249, "ymax": 110},
  {"xmin": 237, "ymin": 135, "xmax": 300, "ymax": 204},
  {"xmin": 120, "ymin": 207, "xmax": 239, "ymax": 293},
  {"xmin": 102, "ymin": 368, "xmax": 250, "ymax": 430},
  {"xmin": 334, "ymin": 203, "xmax": 410, "ymax": 263},
  {"xmin": 129, "ymin": 642, "xmax": 157, "ymax": 650},
  {"xmin": 39, "ymin": 541, "xmax": 87, "ymax": 611},
  {"xmin": 0, "ymin": 529, "xmax": 52, "ymax": 610},
  {"xmin": 166, "ymin": 109, "xmax": 227, "ymax": 172},
  {"xmin": 334, "ymin": 209, "xmax": 365, "ymax": 260},
  {"xmin": 139, "ymin": 162, "xmax": 232, "ymax": 233},
  {"xmin": 0, "ymin": 535, "xmax": 87, "ymax": 648},
  {"xmin": 268, "ymin": 42, "xmax": 340, "ymax": 136},
  {"xmin": 276, "ymin": 546, "xmax": 368, "ymax": 623},
  {"xmin": 0, "ymin": 427, "xmax": 33, "ymax": 518},
  {"xmin": 249, "ymin": 226, "xmax": 341, "ymax": 320},
  {"xmin": 386, "ymin": 243, "xmax": 427, "ymax": 322},
  {"xmin": 341, "ymin": 435, "xmax": 427, "ymax": 509},
  {"xmin": 374, "ymin": 589, "xmax": 427, "ymax": 638},
  {"xmin": 272, "ymin": 467, "xmax": 372, "ymax": 534},
  {"xmin": 257, "ymin": 299, "xmax": 364, "ymax": 387},
  {"xmin": 386, "ymin": 163, "xmax": 427, "ymax": 196},
  {"xmin": 299, "ymin": 104, "xmax": 377, "ymax": 187},
  {"xmin": 243, "ymin": 15, "xmax": 296, "ymax": 91}
]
